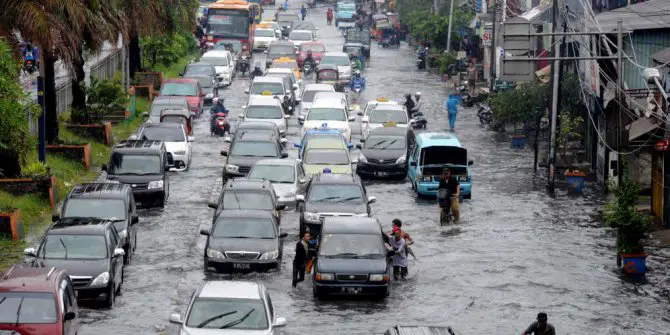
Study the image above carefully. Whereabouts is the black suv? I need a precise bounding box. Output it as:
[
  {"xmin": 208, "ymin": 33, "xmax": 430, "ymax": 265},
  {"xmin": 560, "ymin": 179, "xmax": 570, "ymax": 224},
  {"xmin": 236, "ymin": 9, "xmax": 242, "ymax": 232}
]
[
  {"xmin": 201, "ymin": 210, "xmax": 288, "ymax": 273},
  {"xmin": 356, "ymin": 127, "xmax": 409, "ymax": 179},
  {"xmin": 296, "ymin": 173, "xmax": 376, "ymax": 236},
  {"xmin": 24, "ymin": 218, "xmax": 126, "ymax": 308},
  {"xmin": 221, "ymin": 133, "xmax": 288, "ymax": 184},
  {"xmin": 208, "ymin": 178, "xmax": 286, "ymax": 224},
  {"xmin": 312, "ymin": 217, "xmax": 391, "ymax": 299},
  {"xmin": 56, "ymin": 183, "xmax": 138, "ymax": 265},
  {"xmin": 103, "ymin": 140, "xmax": 171, "ymax": 208}
]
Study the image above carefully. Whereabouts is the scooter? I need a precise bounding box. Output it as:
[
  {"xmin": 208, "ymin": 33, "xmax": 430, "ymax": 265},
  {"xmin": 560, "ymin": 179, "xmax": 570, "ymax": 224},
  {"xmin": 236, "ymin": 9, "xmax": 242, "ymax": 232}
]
[
  {"xmin": 416, "ymin": 49, "xmax": 427, "ymax": 70},
  {"xmin": 476, "ymin": 103, "xmax": 492, "ymax": 125},
  {"xmin": 303, "ymin": 63, "xmax": 314, "ymax": 77},
  {"xmin": 210, "ymin": 112, "xmax": 229, "ymax": 136},
  {"xmin": 350, "ymin": 84, "xmax": 362, "ymax": 101},
  {"xmin": 238, "ymin": 55, "xmax": 250, "ymax": 76},
  {"xmin": 410, "ymin": 111, "xmax": 427, "ymax": 129}
]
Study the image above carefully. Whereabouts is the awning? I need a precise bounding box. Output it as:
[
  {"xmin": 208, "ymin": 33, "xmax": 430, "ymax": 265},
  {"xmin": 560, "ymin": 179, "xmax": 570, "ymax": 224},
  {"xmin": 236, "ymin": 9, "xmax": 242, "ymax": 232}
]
[
  {"xmin": 628, "ymin": 117, "xmax": 660, "ymax": 141},
  {"xmin": 651, "ymin": 47, "xmax": 670, "ymax": 66},
  {"xmin": 519, "ymin": 2, "xmax": 552, "ymax": 23}
]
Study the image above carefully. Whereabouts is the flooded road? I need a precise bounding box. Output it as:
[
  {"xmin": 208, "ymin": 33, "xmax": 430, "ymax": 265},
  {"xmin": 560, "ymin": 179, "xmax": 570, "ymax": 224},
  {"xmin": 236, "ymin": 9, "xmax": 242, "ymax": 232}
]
[{"xmin": 78, "ymin": 3, "xmax": 670, "ymax": 334}]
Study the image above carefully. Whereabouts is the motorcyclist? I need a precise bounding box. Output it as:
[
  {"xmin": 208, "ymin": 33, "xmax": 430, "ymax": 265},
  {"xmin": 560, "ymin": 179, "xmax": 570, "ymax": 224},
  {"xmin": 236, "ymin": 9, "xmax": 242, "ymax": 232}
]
[
  {"xmin": 303, "ymin": 50, "xmax": 316, "ymax": 70},
  {"xmin": 210, "ymin": 98, "xmax": 230, "ymax": 135},
  {"xmin": 410, "ymin": 92, "xmax": 422, "ymax": 116},
  {"xmin": 210, "ymin": 97, "xmax": 229, "ymax": 115},
  {"xmin": 349, "ymin": 53, "xmax": 362, "ymax": 72},
  {"xmin": 437, "ymin": 168, "xmax": 460, "ymax": 223},
  {"xmin": 251, "ymin": 63, "xmax": 264, "ymax": 78},
  {"xmin": 349, "ymin": 70, "xmax": 365, "ymax": 92},
  {"xmin": 403, "ymin": 93, "xmax": 415, "ymax": 119}
]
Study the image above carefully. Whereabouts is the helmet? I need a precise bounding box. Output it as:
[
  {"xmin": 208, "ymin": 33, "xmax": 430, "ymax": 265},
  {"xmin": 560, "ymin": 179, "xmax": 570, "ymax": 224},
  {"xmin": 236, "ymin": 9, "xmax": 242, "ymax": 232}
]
[
  {"xmin": 212, "ymin": 97, "xmax": 219, "ymax": 104},
  {"xmin": 307, "ymin": 50, "xmax": 313, "ymax": 56},
  {"xmin": 354, "ymin": 70, "xmax": 361, "ymax": 77},
  {"xmin": 322, "ymin": 168, "xmax": 332, "ymax": 174},
  {"xmin": 415, "ymin": 92, "xmax": 422, "ymax": 97}
]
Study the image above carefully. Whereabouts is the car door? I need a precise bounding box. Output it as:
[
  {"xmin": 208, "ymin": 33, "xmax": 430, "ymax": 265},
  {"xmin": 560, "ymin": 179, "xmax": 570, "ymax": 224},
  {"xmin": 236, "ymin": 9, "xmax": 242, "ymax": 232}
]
[
  {"xmin": 296, "ymin": 163, "xmax": 308, "ymax": 194},
  {"xmin": 227, "ymin": 52, "xmax": 235, "ymax": 75},
  {"xmin": 108, "ymin": 229, "xmax": 123, "ymax": 287},
  {"xmin": 127, "ymin": 190, "xmax": 137, "ymax": 252},
  {"xmin": 265, "ymin": 292, "xmax": 278, "ymax": 334},
  {"xmin": 407, "ymin": 144, "xmax": 420, "ymax": 183},
  {"xmin": 60, "ymin": 278, "xmax": 78, "ymax": 335}
]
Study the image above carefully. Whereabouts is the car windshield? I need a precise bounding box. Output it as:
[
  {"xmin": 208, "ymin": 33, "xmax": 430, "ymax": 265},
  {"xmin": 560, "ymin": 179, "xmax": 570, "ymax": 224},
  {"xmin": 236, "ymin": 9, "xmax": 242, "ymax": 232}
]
[
  {"xmin": 0, "ymin": 293, "xmax": 57, "ymax": 324},
  {"xmin": 306, "ymin": 107, "xmax": 346, "ymax": 121},
  {"xmin": 213, "ymin": 217, "xmax": 276, "ymax": 238},
  {"xmin": 185, "ymin": 298, "xmax": 268, "ymax": 330},
  {"xmin": 108, "ymin": 153, "xmax": 161, "ymax": 175},
  {"xmin": 160, "ymin": 82, "xmax": 197, "ymax": 96},
  {"xmin": 256, "ymin": 29, "xmax": 275, "ymax": 37},
  {"xmin": 151, "ymin": 103, "xmax": 184, "ymax": 116},
  {"xmin": 230, "ymin": 141, "xmax": 278, "ymax": 157},
  {"xmin": 290, "ymin": 31, "xmax": 312, "ymax": 41},
  {"xmin": 365, "ymin": 136, "xmax": 406, "ymax": 150},
  {"xmin": 308, "ymin": 184, "xmax": 363, "ymax": 202},
  {"xmin": 201, "ymin": 56, "xmax": 229, "ymax": 67},
  {"xmin": 185, "ymin": 66, "xmax": 214, "ymax": 76},
  {"xmin": 321, "ymin": 55, "xmax": 350, "ymax": 66},
  {"xmin": 251, "ymin": 82, "xmax": 284, "ymax": 95},
  {"xmin": 300, "ymin": 44, "xmax": 326, "ymax": 53},
  {"xmin": 339, "ymin": 5, "xmax": 356, "ymax": 11},
  {"xmin": 304, "ymin": 149, "xmax": 349, "ymax": 164},
  {"xmin": 222, "ymin": 191, "xmax": 274, "ymax": 210},
  {"xmin": 370, "ymin": 109, "xmax": 408, "ymax": 124},
  {"xmin": 185, "ymin": 76, "xmax": 213, "ymax": 88},
  {"xmin": 319, "ymin": 234, "xmax": 385, "ymax": 258},
  {"xmin": 246, "ymin": 106, "xmax": 283, "ymax": 119},
  {"xmin": 268, "ymin": 45, "xmax": 295, "ymax": 57},
  {"xmin": 63, "ymin": 199, "xmax": 126, "ymax": 220},
  {"xmin": 302, "ymin": 90, "xmax": 331, "ymax": 103},
  {"xmin": 214, "ymin": 41, "xmax": 242, "ymax": 53},
  {"xmin": 248, "ymin": 165, "xmax": 295, "ymax": 183},
  {"xmin": 140, "ymin": 127, "xmax": 185, "ymax": 142},
  {"xmin": 236, "ymin": 128, "xmax": 275, "ymax": 138},
  {"xmin": 42, "ymin": 234, "xmax": 107, "ymax": 259}
]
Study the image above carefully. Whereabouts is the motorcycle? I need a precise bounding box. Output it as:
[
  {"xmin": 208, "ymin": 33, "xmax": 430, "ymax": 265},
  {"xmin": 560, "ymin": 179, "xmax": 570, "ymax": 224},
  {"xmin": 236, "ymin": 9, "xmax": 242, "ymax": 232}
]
[
  {"xmin": 410, "ymin": 111, "xmax": 427, "ymax": 129},
  {"xmin": 416, "ymin": 49, "xmax": 427, "ymax": 70},
  {"xmin": 303, "ymin": 63, "xmax": 314, "ymax": 77},
  {"xmin": 23, "ymin": 58, "xmax": 36, "ymax": 74},
  {"xmin": 210, "ymin": 112, "xmax": 229, "ymax": 136},
  {"xmin": 351, "ymin": 84, "xmax": 362, "ymax": 101},
  {"xmin": 238, "ymin": 55, "xmax": 250, "ymax": 76},
  {"xmin": 200, "ymin": 41, "xmax": 214, "ymax": 55},
  {"xmin": 438, "ymin": 192, "xmax": 456, "ymax": 225},
  {"xmin": 476, "ymin": 103, "xmax": 492, "ymax": 125}
]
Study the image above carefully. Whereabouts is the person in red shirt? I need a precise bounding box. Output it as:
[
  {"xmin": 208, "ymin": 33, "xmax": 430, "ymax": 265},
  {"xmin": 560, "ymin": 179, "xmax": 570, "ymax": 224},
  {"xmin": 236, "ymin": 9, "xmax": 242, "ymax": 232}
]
[{"xmin": 391, "ymin": 219, "xmax": 416, "ymax": 259}]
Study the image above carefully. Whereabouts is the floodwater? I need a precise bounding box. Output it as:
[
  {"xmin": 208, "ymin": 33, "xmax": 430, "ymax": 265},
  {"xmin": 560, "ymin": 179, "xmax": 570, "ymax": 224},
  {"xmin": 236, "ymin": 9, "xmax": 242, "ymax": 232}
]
[{"xmin": 75, "ymin": 2, "xmax": 670, "ymax": 334}]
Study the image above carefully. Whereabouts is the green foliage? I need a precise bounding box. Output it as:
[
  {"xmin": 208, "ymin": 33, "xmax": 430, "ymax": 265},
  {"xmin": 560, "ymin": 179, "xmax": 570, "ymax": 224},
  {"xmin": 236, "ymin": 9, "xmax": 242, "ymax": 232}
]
[
  {"xmin": 0, "ymin": 38, "xmax": 40, "ymax": 165},
  {"xmin": 140, "ymin": 31, "xmax": 197, "ymax": 70},
  {"xmin": 21, "ymin": 162, "xmax": 49, "ymax": 178},
  {"xmin": 489, "ymin": 84, "xmax": 550, "ymax": 127},
  {"xmin": 403, "ymin": 6, "xmax": 474, "ymax": 50},
  {"xmin": 604, "ymin": 172, "xmax": 649, "ymax": 254},
  {"xmin": 557, "ymin": 110, "xmax": 584, "ymax": 159},
  {"xmin": 86, "ymin": 77, "xmax": 127, "ymax": 122}
]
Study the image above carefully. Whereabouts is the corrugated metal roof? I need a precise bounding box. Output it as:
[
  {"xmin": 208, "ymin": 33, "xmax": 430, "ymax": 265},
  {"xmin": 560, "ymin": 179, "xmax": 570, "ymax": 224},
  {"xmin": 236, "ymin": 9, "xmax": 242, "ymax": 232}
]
[
  {"xmin": 622, "ymin": 30, "xmax": 670, "ymax": 89},
  {"xmin": 589, "ymin": 0, "xmax": 670, "ymax": 31},
  {"xmin": 651, "ymin": 47, "xmax": 670, "ymax": 64}
]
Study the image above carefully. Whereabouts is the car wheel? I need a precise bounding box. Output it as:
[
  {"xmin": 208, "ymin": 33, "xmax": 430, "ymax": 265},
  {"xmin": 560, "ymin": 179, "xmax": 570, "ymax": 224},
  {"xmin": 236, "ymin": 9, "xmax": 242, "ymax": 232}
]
[
  {"xmin": 312, "ymin": 282, "xmax": 320, "ymax": 298},
  {"xmin": 463, "ymin": 193, "xmax": 471, "ymax": 199},
  {"xmin": 104, "ymin": 282, "xmax": 115, "ymax": 308},
  {"xmin": 123, "ymin": 245, "xmax": 132, "ymax": 265},
  {"xmin": 157, "ymin": 197, "xmax": 165, "ymax": 208},
  {"xmin": 116, "ymin": 270, "xmax": 124, "ymax": 295}
]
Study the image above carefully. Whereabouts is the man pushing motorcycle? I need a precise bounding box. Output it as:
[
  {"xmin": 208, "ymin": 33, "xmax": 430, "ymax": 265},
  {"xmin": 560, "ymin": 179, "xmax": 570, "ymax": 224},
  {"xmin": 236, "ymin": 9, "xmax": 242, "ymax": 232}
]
[{"xmin": 437, "ymin": 168, "xmax": 460, "ymax": 224}]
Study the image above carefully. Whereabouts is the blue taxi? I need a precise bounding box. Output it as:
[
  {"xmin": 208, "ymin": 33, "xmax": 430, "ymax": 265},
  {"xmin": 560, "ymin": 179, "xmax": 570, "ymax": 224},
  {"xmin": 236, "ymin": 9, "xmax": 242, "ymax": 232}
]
[
  {"xmin": 407, "ymin": 132, "xmax": 473, "ymax": 198},
  {"xmin": 294, "ymin": 128, "xmax": 353, "ymax": 159}
]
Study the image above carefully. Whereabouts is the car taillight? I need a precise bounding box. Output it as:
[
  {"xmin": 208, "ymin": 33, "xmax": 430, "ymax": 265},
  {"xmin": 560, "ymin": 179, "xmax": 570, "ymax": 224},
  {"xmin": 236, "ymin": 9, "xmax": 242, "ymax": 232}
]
[{"xmin": 207, "ymin": 35, "xmax": 213, "ymax": 41}]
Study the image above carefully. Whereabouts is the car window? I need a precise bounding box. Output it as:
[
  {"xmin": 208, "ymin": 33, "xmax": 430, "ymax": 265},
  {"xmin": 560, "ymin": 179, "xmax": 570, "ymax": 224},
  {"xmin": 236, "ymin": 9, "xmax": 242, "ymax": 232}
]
[
  {"xmin": 201, "ymin": 56, "xmax": 229, "ymax": 67},
  {"xmin": 222, "ymin": 191, "xmax": 274, "ymax": 210},
  {"xmin": 151, "ymin": 104, "xmax": 185, "ymax": 116},
  {"xmin": 308, "ymin": 184, "xmax": 364, "ymax": 202},
  {"xmin": 63, "ymin": 198, "xmax": 127, "ymax": 220},
  {"xmin": 185, "ymin": 65, "xmax": 215, "ymax": 76},
  {"xmin": 319, "ymin": 234, "xmax": 385, "ymax": 257},
  {"xmin": 246, "ymin": 106, "xmax": 283, "ymax": 119},
  {"xmin": 185, "ymin": 76, "xmax": 214, "ymax": 89},
  {"xmin": 268, "ymin": 45, "xmax": 295, "ymax": 57},
  {"xmin": 306, "ymin": 107, "xmax": 346, "ymax": 121},
  {"xmin": 300, "ymin": 44, "xmax": 325, "ymax": 53},
  {"xmin": 141, "ymin": 126, "xmax": 186, "ymax": 142},
  {"xmin": 248, "ymin": 164, "xmax": 295, "ymax": 183},
  {"xmin": 364, "ymin": 136, "xmax": 406, "ymax": 150},
  {"xmin": 160, "ymin": 82, "xmax": 197, "ymax": 96},
  {"xmin": 304, "ymin": 149, "xmax": 349, "ymax": 165},
  {"xmin": 321, "ymin": 55, "xmax": 350, "ymax": 66},
  {"xmin": 108, "ymin": 153, "xmax": 162, "ymax": 175},
  {"xmin": 256, "ymin": 29, "xmax": 276, "ymax": 37},
  {"xmin": 265, "ymin": 293, "xmax": 274, "ymax": 319},
  {"xmin": 185, "ymin": 298, "xmax": 268, "ymax": 329},
  {"xmin": 230, "ymin": 141, "xmax": 279, "ymax": 157},
  {"xmin": 0, "ymin": 292, "xmax": 58, "ymax": 324},
  {"xmin": 213, "ymin": 217, "xmax": 276, "ymax": 238},
  {"xmin": 251, "ymin": 82, "xmax": 284, "ymax": 95},
  {"xmin": 370, "ymin": 109, "xmax": 407, "ymax": 124},
  {"xmin": 110, "ymin": 228, "xmax": 119, "ymax": 248},
  {"xmin": 289, "ymin": 31, "xmax": 312, "ymax": 40},
  {"xmin": 42, "ymin": 234, "xmax": 107, "ymax": 259}
]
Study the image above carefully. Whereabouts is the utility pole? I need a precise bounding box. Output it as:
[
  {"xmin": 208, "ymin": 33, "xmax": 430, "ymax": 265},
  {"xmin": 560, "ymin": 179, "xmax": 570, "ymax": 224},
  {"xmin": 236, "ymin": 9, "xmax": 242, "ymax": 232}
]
[
  {"xmin": 37, "ymin": 48, "xmax": 46, "ymax": 163},
  {"xmin": 547, "ymin": 0, "xmax": 561, "ymax": 192},
  {"xmin": 616, "ymin": 19, "xmax": 623, "ymax": 185},
  {"xmin": 434, "ymin": 0, "xmax": 440, "ymax": 14},
  {"xmin": 446, "ymin": 0, "xmax": 455, "ymax": 51},
  {"xmin": 489, "ymin": 0, "xmax": 497, "ymax": 92}
]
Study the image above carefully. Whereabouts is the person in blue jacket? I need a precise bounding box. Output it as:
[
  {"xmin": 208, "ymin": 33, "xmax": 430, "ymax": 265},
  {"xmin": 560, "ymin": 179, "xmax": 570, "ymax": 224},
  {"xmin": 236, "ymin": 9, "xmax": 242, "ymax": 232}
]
[{"xmin": 445, "ymin": 94, "xmax": 461, "ymax": 131}]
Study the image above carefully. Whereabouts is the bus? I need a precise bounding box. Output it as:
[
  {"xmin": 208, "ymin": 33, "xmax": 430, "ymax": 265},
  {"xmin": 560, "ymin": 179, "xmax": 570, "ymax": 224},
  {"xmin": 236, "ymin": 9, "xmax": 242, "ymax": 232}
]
[{"xmin": 206, "ymin": 0, "xmax": 256, "ymax": 53}]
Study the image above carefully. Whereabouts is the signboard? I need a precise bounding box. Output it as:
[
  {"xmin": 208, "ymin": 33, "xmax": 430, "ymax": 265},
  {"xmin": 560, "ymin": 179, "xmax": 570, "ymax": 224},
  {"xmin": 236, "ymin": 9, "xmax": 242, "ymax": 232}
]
[{"xmin": 483, "ymin": 27, "xmax": 493, "ymax": 46}]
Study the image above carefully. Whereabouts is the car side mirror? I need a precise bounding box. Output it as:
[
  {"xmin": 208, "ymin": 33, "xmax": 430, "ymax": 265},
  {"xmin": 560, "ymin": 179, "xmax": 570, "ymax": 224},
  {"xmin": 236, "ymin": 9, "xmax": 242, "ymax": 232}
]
[
  {"xmin": 297, "ymin": 116, "xmax": 305, "ymax": 121},
  {"xmin": 367, "ymin": 196, "xmax": 377, "ymax": 204},
  {"xmin": 238, "ymin": 113, "xmax": 245, "ymax": 118},
  {"xmin": 128, "ymin": 134, "xmax": 138, "ymax": 140},
  {"xmin": 284, "ymin": 114, "xmax": 291, "ymax": 119},
  {"xmin": 410, "ymin": 162, "xmax": 417, "ymax": 167},
  {"xmin": 285, "ymin": 90, "xmax": 292, "ymax": 95},
  {"xmin": 276, "ymin": 204, "xmax": 287, "ymax": 210},
  {"xmin": 299, "ymin": 178, "xmax": 307, "ymax": 184},
  {"xmin": 101, "ymin": 164, "xmax": 108, "ymax": 171},
  {"xmin": 348, "ymin": 116, "xmax": 355, "ymax": 122},
  {"xmin": 356, "ymin": 144, "xmax": 362, "ymax": 149},
  {"xmin": 208, "ymin": 201, "xmax": 218, "ymax": 209},
  {"xmin": 141, "ymin": 112, "xmax": 149, "ymax": 117},
  {"xmin": 359, "ymin": 138, "xmax": 366, "ymax": 143},
  {"xmin": 113, "ymin": 248, "xmax": 125, "ymax": 258},
  {"xmin": 468, "ymin": 159, "xmax": 474, "ymax": 166},
  {"xmin": 280, "ymin": 232, "xmax": 288, "ymax": 238},
  {"xmin": 351, "ymin": 159, "xmax": 358, "ymax": 164},
  {"xmin": 244, "ymin": 88, "xmax": 250, "ymax": 94},
  {"xmin": 220, "ymin": 150, "xmax": 228, "ymax": 156},
  {"xmin": 296, "ymin": 194, "xmax": 305, "ymax": 202},
  {"xmin": 23, "ymin": 247, "xmax": 36, "ymax": 257},
  {"xmin": 264, "ymin": 50, "xmax": 268, "ymax": 54},
  {"xmin": 63, "ymin": 311, "xmax": 76, "ymax": 321},
  {"xmin": 357, "ymin": 111, "xmax": 363, "ymax": 116},
  {"xmin": 51, "ymin": 214, "xmax": 60, "ymax": 222},
  {"xmin": 169, "ymin": 313, "xmax": 183, "ymax": 325},
  {"xmin": 274, "ymin": 317, "xmax": 287, "ymax": 328},
  {"xmin": 200, "ymin": 228, "xmax": 211, "ymax": 236},
  {"xmin": 281, "ymin": 152, "xmax": 289, "ymax": 158},
  {"xmin": 223, "ymin": 136, "xmax": 232, "ymax": 143},
  {"xmin": 131, "ymin": 214, "xmax": 139, "ymax": 225}
]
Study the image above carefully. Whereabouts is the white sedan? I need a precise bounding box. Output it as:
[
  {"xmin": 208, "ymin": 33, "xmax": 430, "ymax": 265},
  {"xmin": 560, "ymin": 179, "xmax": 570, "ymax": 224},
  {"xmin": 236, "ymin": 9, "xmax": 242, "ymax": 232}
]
[
  {"xmin": 361, "ymin": 104, "xmax": 409, "ymax": 139},
  {"xmin": 288, "ymin": 30, "xmax": 315, "ymax": 48},
  {"xmin": 254, "ymin": 28, "xmax": 279, "ymax": 50}
]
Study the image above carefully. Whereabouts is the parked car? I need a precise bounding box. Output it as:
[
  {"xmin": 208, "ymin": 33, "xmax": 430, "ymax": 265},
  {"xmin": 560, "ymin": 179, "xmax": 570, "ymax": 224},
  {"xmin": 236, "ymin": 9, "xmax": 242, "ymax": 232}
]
[
  {"xmin": 103, "ymin": 140, "xmax": 171, "ymax": 208},
  {"xmin": 0, "ymin": 266, "xmax": 80, "ymax": 335},
  {"xmin": 248, "ymin": 159, "xmax": 309, "ymax": 207},
  {"xmin": 159, "ymin": 78, "xmax": 204, "ymax": 117},
  {"xmin": 208, "ymin": 178, "xmax": 286, "ymax": 224},
  {"xmin": 168, "ymin": 281, "xmax": 287, "ymax": 334},
  {"xmin": 220, "ymin": 132, "xmax": 288, "ymax": 184},
  {"xmin": 24, "ymin": 218, "xmax": 126, "ymax": 308},
  {"xmin": 312, "ymin": 217, "xmax": 391, "ymax": 299},
  {"xmin": 132, "ymin": 123, "xmax": 194, "ymax": 171},
  {"xmin": 201, "ymin": 210, "xmax": 288, "ymax": 272},
  {"xmin": 296, "ymin": 173, "xmax": 376, "ymax": 236},
  {"xmin": 201, "ymin": 50, "xmax": 235, "ymax": 86},
  {"xmin": 57, "ymin": 183, "xmax": 139, "ymax": 265}
]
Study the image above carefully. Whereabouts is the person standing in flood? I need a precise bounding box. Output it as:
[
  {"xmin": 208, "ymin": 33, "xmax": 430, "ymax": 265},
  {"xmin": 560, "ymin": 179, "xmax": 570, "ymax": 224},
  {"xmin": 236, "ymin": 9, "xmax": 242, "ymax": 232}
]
[
  {"xmin": 388, "ymin": 228, "xmax": 408, "ymax": 280},
  {"xmin": 444, "ymin": 94, "xmax": 461, "ymax": 131},
  {"xmin": 292, "ymin": 232, "xmax": 311, "ymax": 287}
]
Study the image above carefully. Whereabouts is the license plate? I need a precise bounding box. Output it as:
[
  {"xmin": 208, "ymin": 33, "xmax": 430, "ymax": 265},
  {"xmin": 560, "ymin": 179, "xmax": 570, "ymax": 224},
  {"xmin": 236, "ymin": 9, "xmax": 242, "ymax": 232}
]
[
  {"xmin": 233, "ymin": 263, "xmax": 250, "ymax": 269},
  {"xmin": 341, "ymin": 287, "xmax": 362, "ymax": 294},
  {"xmin": 375, "ymin": 172, "xmax": 389, "ymax": 177}
]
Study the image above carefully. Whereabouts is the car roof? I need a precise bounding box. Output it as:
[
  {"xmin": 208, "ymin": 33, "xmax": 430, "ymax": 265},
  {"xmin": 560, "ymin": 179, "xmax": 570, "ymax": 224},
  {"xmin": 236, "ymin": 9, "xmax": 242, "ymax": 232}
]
[
  {"xmin": 304, "ymin": 84, "xmax": 335, "ymax": 91},
  {"xmin": 112, "ymin": 140, "xmax": 164, "ymax": 154},
  {"xmin": 323, "ymin": 51, "xmax": 348, "ymax": 57},
  {"xmin": 234, "ymin": 132, "xmax": 277, "ymax": 142},
  {"xmin": 216, "ymin": 209, "xmax": 274, "ymax": 220},
  {"xmin": 415, "ymin": 132, "xmax": 463, "ymax": 147},
  {"xmin": 252, "ymin": 76, "xmax": 285, "ymax": 84},
  {"xmin": 237, "ymin": 121, "xmax": 279, "ymax": 130},
  {"xmin": 202, "ymin": 50, "xmax": 232, "ymax": 57},
  {"xmin": 225, "ymin": 178, "xmax": 273, "ymax": 190},
  {"xmin": 49, "ymin": 217, "xmax": 112, "ymax": 235},
  {"xmin": 254, "ymin": 158, "xmax": 297, "ymax": 167},
  {"xmin": 266, "ymin": 68, "xmax": 293, "ymax": 74},
  {"xmin": 255, "ymin": 27, "xmax": 275, "ymax": 31},
  {"xmin": 371, "ymin": 104, "xmax": 406, "ymax": 112},
  {"xmin": 290, "ymin": 29, "xmax": 313, "ymax": 34},
  {"xmin": 142, "ymin": 122, "xmax": 184, "ymax": 130},
  {"xmin": 368, "ymin": 127, "xmax": 409, "ymax": 137},
  {"xmin": 313, "ymin": 172, "xmax": 360, "ymax": 185},
  {"xmin": 322, "ymin": 217, "xmax": 381, "ymax": 235},
  {"xmin": 198, "ymin": 281, "xmax": 263, "ymax": 300},
  {"xmin": 0, "ymin": 266, "xmax": 64, "ymax": 293},
  {"xmin": 163, "ymin": 78, "xmax": 197, "ymax": 84},
  {"xmin": 68, "ymin": 183, "xmax": 130, "ymax": 200},
  {"xmin": 269, "ymin": 40, "xmax": 295, "ymax": 47},
  {"xmin": 305, "ymin": 137, "xmax": 347, "ymax": 149},
  {"xmin": 300, "ymin": 41, "xmax": 325, "ymax": 48},
  {"xmin": 153, "ymin": 96, "xmax": 189, "ymax": 104},
  {"xmin": 248, "ymin": 95, "xmax": 282, "ymax": 106},
  {"xmin": 314, "ymin": 91, "xmax": 346, "ymax": 99},
  {"xmin": 311, "ymin": 99, "xmax": 347, "ymax": 108}
]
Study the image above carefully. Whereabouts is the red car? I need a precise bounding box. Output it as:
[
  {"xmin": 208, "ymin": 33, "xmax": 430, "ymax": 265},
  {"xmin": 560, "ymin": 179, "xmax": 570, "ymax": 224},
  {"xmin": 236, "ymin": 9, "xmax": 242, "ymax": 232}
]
[
  {"xmin": 159, "ymin": 78, "xmax": 204, "ymax": 117},
  {"xmin": 296, "ymin": 41, "xmax": 326, "ymax": 68},
  {"xmin": 0, "ymin": 266, "xmax": 80, "ymax": 335}
]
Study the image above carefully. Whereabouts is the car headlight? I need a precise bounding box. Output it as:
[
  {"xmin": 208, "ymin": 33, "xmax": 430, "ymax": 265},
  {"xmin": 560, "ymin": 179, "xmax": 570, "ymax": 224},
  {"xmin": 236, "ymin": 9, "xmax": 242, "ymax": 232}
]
[
  {"xmin": 316, "ymin": 273, "xmax": 334, "ymax": 281},
  {"xmin": 225, "ymin": 164, "xmax": 239, "ymax": 173},
  {"xmin": 281, "ymin": 188, "xmax": 297, "ymax": 198},
  {"xmin": 206, "ymin": 93, "xmax": 214, "ymax": 98},
  {"xmin": 206, "ymin": 248, "xmax": 226, "ymax": 259},
  {"xmin": 90, "ymin": 272, "xmax": 109, "ymax": 287},
  {"xmin": 396, "ymin": 155, "xmax": 406, "ymax": 164},
  {"xmin": 422, "ymin": 176, "xmax": 432, "ymax": 182},
  {"xmin": 118, "ymin": 229, "xmax": 127, "ymax": 239},
  {"xmin": 369, "ymin": 274, "xmax": 387, "ymax": 281},
  {"xmin": 304, "ymin": 212, "xmax": 319, "ymax": 222},
  {"xmin": 354, "ymin": 213, "xmax": 368, "ymax": 217},
  {"xmin": 148, "ymin": 180, "xmax": 164, "ymax": 189},
  {"xmin": 174, "ymin": 150, "xmax": 186, "ymax": 155},
  {"xmin": 260, "ymin": 250, "xmax": 279, "ymax": 260},
  {"xmin": 358, "ymin": 153, "xmax": 367, "ymax": 163}
]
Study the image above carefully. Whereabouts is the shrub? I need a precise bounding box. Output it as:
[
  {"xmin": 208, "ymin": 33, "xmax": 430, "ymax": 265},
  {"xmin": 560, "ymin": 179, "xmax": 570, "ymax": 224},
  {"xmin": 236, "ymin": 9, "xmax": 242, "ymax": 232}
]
[
  {"xmin": 86, "ymin": 77, "xmax": 127, "ymax": 122},
  {"xmin": 21, "ymin": 162, "xmax": 49, "ymax": 178},
  {"xmin": 141, "ymin": 31, "xmax": 196, "ymax": 70},
  {"xmin": 604, "ymin": 172, "xmax": 649, "ymax": 254}
]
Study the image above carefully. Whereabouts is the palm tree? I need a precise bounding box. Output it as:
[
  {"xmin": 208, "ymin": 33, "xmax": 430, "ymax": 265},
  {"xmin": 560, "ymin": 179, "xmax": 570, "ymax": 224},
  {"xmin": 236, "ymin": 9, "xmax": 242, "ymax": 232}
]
[{"xmin": 1, "ymin": 0, "xmax": 89, "ymax": 143}]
